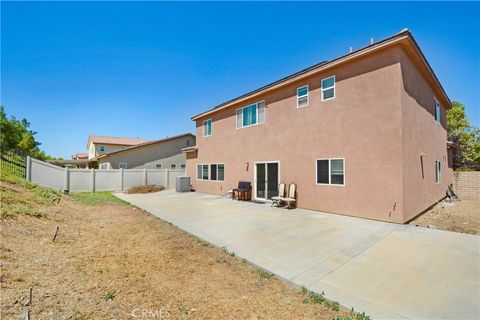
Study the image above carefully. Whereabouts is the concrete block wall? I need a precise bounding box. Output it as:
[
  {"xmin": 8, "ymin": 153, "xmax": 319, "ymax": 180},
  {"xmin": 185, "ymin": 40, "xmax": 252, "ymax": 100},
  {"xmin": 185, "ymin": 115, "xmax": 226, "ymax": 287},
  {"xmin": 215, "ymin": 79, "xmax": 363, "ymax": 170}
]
[{"xmin": 453, "ymin": 171, "xmax": 480, "ymax": 200}]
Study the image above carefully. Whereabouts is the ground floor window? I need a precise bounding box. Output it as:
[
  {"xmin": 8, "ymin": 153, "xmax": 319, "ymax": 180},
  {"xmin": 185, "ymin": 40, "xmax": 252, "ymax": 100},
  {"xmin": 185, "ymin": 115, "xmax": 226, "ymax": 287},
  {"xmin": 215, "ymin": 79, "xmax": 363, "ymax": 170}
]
[
  {"xmin": 119, "ymin": 163, "xmax": 128, "ymax": 169},
  {"xmin": 100, "ymin": 163, "xmax": 108, "ymax": 169},
  {"xmin": 210, "ymin": 164, "xmax": 225, "ymax": 181},
  {"xmin": 435, "ymin": 160, "xmax": 441, "ymax": 183},
  {"xmin": 171, "ymin": 164, "xmax": 176, "ymax": 169},
  {"xmin": 155, "ymin": 163, "xmax": 162, "ymax": 169},
  {"xmin": 197, "ymin": 163, "xmax": 224, "ymax": 181},
  {"xmin": 316, "ymin": 158, "xmax": 344, "ymax": 185},
  {"xmin": 181, "ymin": 164, "xmax": 186, "ymax": 169}
]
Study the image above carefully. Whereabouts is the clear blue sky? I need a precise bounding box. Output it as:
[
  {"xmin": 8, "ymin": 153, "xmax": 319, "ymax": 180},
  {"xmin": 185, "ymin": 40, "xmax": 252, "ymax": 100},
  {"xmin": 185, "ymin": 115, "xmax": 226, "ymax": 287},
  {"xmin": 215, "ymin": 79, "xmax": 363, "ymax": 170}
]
[{"xmin": 2, "ymin": 1, "xmax": 479, "ymax": 158}]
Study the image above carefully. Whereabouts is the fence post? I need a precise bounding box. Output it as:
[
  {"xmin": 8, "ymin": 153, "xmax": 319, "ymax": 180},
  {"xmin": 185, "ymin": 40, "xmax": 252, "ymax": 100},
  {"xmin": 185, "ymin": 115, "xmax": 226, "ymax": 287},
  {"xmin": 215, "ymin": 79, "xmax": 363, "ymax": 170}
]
[
  {"xmin": 165, "ymin": 168, "xmax": 169, "ymax": 189},
  {"xmin": 91, "ymin": 168, "xmax": 96, "ymax": 193},
  {"xmin": 143, "ymin": 168, "xmax": 147, "ymax": 185},
  {"xmin": 64, "ymin": 167, "xmax": 70, "ymax": 193},
  {"xmin": 120, "ymin": 168, "xmax": 124, "ymax": 191},
  {"xmin": 26, "ymin": 156, "xmax": 32, "ymax": 181}
]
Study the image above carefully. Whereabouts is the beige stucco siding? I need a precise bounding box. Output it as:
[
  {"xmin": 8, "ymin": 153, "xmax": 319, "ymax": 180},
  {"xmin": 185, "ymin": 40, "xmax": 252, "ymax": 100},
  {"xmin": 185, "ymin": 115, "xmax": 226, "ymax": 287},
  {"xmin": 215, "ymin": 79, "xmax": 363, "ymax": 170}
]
[
  {"xmin": 98, "ymin": 136, "xmax": 194, "ymax": 169},
  {"xmin": 399, "ymin": 49, "xmax": 451, "ymax": 222},
  {"xmin": 89, "ymin": 142, "xmax": 130, "ymax": 159},
  {"xmin": 187, "ymin": 46, "xmax": 406, "ymax": 222},
  {"xmin": 140, "ymin": 153, "xmax": 187, "ymax": 170}
]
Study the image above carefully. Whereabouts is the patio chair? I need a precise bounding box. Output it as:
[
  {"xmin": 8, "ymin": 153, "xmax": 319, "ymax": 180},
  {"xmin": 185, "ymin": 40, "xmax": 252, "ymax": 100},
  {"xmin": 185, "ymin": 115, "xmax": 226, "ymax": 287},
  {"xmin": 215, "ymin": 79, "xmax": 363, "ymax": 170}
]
[
  {"xmin": 270, "ymin": 182, "xmax": 286, "ymax": 207},
  {"xmin": 232, "ymin": 181, "xmax": 252, "ymax": 201},
  {"xmin": 280, "ymin": 183, "xmax": 297, "ymax": 209}
]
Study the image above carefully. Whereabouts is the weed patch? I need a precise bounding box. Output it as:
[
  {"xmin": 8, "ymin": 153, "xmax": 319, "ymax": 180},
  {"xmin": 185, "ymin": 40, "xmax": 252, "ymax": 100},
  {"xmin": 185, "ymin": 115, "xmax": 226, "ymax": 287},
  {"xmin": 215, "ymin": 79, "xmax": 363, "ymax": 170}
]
[{"xmin": 71, "ymin": 192, "xmax": 128, "ymax": 206}]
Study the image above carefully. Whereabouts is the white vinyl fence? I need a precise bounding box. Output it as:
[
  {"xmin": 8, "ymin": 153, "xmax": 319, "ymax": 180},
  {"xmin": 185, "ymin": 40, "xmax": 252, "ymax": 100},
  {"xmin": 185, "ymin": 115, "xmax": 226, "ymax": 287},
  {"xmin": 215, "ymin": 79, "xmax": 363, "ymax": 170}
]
[{"xmin": 26, "ymin": 156, "xmax": 186, "ymax": 192}]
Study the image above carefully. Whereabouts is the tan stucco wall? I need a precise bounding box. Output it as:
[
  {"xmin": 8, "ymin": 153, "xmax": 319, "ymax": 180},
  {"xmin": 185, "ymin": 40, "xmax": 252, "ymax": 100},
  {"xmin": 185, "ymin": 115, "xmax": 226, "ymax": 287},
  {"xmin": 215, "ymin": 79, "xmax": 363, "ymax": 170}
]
[
  {"xmin": 187, "ymin": 46, "xmax": 408, "ymax": 222},
  {"xmin": 89, "ymin": 142, "xmax": 131, "ymax": 159},
  {"xmin": 399, "ymin": 49, "xmax": 452, "ymax": 221},
  {"xmin": 98, "ymin": 136, "xmax": 194, "ymax": 169},
  {"xmin": 140, "ymin": 152, "xmax": 187, "ymax": 170}
]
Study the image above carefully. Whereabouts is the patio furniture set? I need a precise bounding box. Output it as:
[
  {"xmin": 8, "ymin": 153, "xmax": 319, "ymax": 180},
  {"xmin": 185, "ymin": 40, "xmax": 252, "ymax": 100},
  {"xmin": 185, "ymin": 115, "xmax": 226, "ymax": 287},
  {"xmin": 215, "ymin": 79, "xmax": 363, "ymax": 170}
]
[{"xmin": 232, "ymin": 181, "xmax": 297, "ymax": 209}]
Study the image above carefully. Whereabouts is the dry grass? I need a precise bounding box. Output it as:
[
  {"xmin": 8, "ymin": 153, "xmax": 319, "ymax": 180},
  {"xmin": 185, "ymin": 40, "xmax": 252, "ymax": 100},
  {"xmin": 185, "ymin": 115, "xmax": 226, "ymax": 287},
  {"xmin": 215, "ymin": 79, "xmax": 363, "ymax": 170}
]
[
  {"xmin": 414, "ymin": 199, "xmax": 480, "ymax": 235},
  {"xmin": 0, "ymin": 178, "xmax": 354, "ymax": 319},
  {"xmin": 126, "ymin": 184, "xmax": 165, "ymax": 194}
]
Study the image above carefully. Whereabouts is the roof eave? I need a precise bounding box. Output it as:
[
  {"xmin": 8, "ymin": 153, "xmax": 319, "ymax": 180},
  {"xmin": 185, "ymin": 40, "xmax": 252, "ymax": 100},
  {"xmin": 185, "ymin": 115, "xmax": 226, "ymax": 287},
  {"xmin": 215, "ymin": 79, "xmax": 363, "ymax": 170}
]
[{"xmin": 191, "ymin": 29, "xmax": 452, "ymax": 120}]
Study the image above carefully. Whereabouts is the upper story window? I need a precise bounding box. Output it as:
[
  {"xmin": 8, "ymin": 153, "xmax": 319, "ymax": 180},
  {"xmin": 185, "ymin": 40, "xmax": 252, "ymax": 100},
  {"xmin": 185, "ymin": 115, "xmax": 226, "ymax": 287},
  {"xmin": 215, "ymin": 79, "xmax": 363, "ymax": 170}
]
[
  {"xmin": 435, "ymin": 99, "xmax": 441, "ymax": 124},
  {"xmin": 203, "ymin": 119, "xmax": 212, "ymax": 137},
  {"xmin": 316, "ymin": 158, "xmax": 345, "ymax": 186},
  {"xmin": 236, "ymin": 101, "xmax": 265, "ymax": 128},
  {"xmin": 297, "ymin": 85, "xmax": 309, "ymax": 108},
  {"xmin": 321, "ymin": 76, "xmax": 335, "ymax": 101},
  {"xmin": 99, "ymin": 145, "xmax": 105, "ymax": 152}
]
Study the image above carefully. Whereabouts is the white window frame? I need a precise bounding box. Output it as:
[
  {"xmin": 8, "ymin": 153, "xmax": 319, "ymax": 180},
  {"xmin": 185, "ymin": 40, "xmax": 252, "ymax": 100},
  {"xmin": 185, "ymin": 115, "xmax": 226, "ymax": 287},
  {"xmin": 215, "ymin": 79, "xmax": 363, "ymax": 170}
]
[
  {"xmin": 197, "ymin": 164, "xmax": 209, "ymax": 181},
  {"xmin": 435, "ymin": 160, "xmax": 441, "ymax": 184},
  {"xmin": 321, "ymin": 75, "xmax": 336, "ymax": 101},
  {"xmin": 100, "ymin": 163, "xmax": 108, "ymax": 170},
  {"xmin": 171, "ymin": 164, "xmax": 176, "ymax": 170},
  {"xmin": 209, "ymin": 163, "xmax": 225, "ymax": 182},
  {"xmin": 119, "ymin": 162, "xmax": 128, "ymax": 169},
  {"xmin": 315, "ymin": 158, "xmax": 345, "ymax": 186},
  {"xmin": 155, "ymin": 163, "xmax": 162, "ymax": 169},
  {"xmin": 99, "ymin": 145, "xmax": 105, "ymax": 152},
  {"xmin": 434, "ymin": 98, "xmax": 441, "ymax": 124},
  {"xmin": 236, "ymin": 101, "xmax": 265, "ymax": 129},
  {"xmin": 181, "ymin": 164, "xmax": 186, "ymax": 169},
  {"xmin": 203, "ymin": 119, "xmax": 212, "ymax": 137},
  {"xmin": 297, "ymin": 85, "xmax": 309, "ymax": 108}
]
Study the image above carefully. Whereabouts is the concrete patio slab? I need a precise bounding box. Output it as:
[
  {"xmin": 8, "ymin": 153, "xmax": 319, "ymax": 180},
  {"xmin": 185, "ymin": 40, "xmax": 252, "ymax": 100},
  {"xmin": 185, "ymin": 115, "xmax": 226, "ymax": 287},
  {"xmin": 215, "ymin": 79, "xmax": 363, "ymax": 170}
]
[{"xmin": 115, "ymin": 190, "xmax": 480, "ymax": 319}]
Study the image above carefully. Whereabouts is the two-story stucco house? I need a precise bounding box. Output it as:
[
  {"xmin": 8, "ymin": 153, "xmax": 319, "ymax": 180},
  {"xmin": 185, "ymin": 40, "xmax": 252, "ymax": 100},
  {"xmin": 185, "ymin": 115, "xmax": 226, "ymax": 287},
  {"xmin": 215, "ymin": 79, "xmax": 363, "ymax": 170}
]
[
  {"xmin": 97, "ymin": 133, "xmax": 195, "ymax": 170},
  {"xmin": 184, "ymin": 29, "xmax": 454, "ymax": 223},
  {"xmin": 87, "ymin": 135, "xmax": 151, "ymax": 160}
]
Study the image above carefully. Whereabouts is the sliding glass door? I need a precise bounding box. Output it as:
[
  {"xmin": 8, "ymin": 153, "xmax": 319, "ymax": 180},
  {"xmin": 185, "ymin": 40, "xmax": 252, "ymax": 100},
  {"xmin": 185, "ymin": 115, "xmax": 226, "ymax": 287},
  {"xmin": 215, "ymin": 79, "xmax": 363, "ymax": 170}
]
[{"xmin": 255, "ymin": 162, "xmax": 279, "ymax": 200}]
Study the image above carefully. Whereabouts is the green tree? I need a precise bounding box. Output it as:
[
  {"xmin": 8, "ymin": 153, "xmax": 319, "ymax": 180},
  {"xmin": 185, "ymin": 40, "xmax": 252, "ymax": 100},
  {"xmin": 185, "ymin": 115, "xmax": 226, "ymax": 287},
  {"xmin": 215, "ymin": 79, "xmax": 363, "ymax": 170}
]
[
  {"xmin": 0, "ymin": 106, "xmax": 53, "ymax": 160},
  {"xmin": 447, "ymin": 101, "xmax": 480, "ymax": 170}
]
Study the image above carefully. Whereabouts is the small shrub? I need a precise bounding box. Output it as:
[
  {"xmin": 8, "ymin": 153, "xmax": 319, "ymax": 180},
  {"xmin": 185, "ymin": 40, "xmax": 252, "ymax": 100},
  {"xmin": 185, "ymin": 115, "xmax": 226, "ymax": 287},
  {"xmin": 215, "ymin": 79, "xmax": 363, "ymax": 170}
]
[
  {"xmin": 355, "ymin": 312, "xmax": 371, "ymax": 320},
  {"xmin": 178, "ymin": 302, "xmax": 189, "ymax": 314},
  {"xmin": 256, "ymin": 269, "xmax": 273, "ymax": 280},
  {"xmin": 104, "ymin": 291, "xmax": 114, "ymax": 301}
]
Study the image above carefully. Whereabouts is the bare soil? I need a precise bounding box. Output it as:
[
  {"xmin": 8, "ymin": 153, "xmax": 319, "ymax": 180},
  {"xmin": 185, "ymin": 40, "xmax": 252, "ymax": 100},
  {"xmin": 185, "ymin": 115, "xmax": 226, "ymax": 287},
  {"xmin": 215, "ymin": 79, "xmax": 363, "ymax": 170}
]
[
  {"xmin": 126, "ymin": 185, "xmax": 165, "ymax": 194},
  {"xmin": 414, "ymin": 199, "xmax": 480, "ymax": 235},
  {"xmin": 0, "ymin": 181, "xmax": 350, "ymax": 319}
]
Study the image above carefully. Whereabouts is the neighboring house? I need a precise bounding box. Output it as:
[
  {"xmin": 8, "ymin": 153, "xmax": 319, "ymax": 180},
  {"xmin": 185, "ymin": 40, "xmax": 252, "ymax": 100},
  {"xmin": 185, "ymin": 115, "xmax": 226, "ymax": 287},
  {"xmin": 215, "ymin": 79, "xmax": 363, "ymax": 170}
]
[
  {"xmin": 72, "ymin": 153, "xmax": 89, "ymax": 160},
  {"xmin": 87, "ymin": 135, "xmax": 151, "ymax": 159},
  {"xmin": 184, "ymin": 29, "xmax": 453, "ymax": 224},
  {"xmin": 97, "ymin": 133, "xmax": 195, "ymax": 170}
]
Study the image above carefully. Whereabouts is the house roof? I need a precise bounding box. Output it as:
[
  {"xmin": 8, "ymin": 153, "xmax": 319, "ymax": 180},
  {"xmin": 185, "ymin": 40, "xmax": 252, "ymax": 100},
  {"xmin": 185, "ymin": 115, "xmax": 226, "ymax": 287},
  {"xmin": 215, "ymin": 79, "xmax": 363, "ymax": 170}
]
[
  {"xmin": 72, "ymin": 153, "xmax": 88, "ymax": 159},
  {"xmin": 181, "ymin": 146, "xmax": 198, "ymax": 153},
  {"xmin": 95, "ymin": 133, "xmax": 195, "ymax": 159},
  {"xmin": 191, "ymin": 29, "xmax": 452, "ymax": 121},
  {"xmin": 87, "ymin": 135, "xmax": 151, "ymax": 148}
]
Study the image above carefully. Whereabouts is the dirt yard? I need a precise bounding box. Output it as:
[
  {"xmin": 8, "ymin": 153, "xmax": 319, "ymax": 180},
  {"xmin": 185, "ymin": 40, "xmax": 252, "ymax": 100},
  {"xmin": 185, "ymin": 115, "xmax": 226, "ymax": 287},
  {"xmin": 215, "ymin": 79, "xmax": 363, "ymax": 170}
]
[
  {"xmin": 414, "ymin": 199, "xmax": 480, "ymax": 235},
  {"xmin": 0, "ymin": 178, "xmax": 353, "ymax": 319}
]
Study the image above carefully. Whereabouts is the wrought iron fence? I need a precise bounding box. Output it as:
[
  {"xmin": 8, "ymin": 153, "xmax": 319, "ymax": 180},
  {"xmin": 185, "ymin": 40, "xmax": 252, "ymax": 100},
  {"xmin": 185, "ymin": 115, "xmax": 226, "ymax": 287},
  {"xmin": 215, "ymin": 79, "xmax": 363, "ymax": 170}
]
[{"xmin": 0, "ymin": 148, "xmax": 27, "ymax": 178}]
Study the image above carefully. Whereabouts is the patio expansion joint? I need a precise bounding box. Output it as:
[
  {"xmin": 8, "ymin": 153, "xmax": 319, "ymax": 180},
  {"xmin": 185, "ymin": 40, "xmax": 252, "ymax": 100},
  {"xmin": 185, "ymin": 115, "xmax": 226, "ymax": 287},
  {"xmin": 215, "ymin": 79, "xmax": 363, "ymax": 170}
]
[{"xmin": 295, "ymin": 226, "xmax": 401, "ymax": 286}]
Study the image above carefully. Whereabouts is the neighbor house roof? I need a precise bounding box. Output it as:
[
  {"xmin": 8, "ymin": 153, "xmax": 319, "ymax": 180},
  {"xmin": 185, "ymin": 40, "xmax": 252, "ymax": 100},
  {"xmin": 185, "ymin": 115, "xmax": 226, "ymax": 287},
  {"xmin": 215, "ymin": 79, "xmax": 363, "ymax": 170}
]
[
  {"xmin": 191, "ymin": 29, "xmax": 452, "ymax": 121},
  {"xmin": 87, "ymin": 135, "xmax": 151, "ymax": 148},
  {"xmin": 72, "ymin": 153, "xmax": 88, "ymax": 159},
  {"xmin": 95, "ymin": 133, "xmax": 195, "ymax": 159}
]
